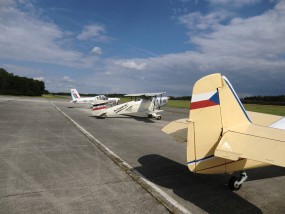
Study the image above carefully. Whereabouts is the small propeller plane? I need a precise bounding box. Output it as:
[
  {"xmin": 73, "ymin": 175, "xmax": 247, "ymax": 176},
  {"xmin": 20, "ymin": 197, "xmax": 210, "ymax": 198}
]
[
  {"xmin": 70, "ymin": 89, "xmax": 120, "ymax": 105},
  {"xmin": 162, "ymin": 73, "xmax": 285, "ymax": 190},
  {"xmin": 92, "ymin": 92, "xmax": 169, "ymax": 120}
]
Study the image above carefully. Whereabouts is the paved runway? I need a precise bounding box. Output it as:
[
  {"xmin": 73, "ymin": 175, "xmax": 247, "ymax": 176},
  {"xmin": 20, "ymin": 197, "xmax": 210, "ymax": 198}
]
[{"xmin": 1, "ymin": 96, "xmax": 285, "ymax": 213}]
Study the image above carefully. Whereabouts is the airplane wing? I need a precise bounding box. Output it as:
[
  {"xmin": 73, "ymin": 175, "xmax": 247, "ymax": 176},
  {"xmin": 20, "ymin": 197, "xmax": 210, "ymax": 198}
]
[
  {"xmin": 92, "ymin": 100, "xmax": 113, "ymax": 105},
  {"xmin": 247, "ymin": 111, "xmax": 283, "ymax": 127},
  {"xmin": 125, "ymin": 92, "xmax": 165, "ymax": 97},
  {"xmin": 269, "ymin": 117, "xmax": 285, "ymax": 130},
  {"xmin": 215, "ymin": 123, "xmax": 285, "ymax": 167}
]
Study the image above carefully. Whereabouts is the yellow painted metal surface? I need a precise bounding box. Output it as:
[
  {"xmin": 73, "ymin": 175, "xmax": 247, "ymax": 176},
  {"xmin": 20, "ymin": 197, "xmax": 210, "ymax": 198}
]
[
  {"xmin": 219, "ymin": 84, "xmax": 250, "ymax": 131},
  {"xmin": 162, "ymin": 73, "xmax": 285, "ymax": 175},
  {"xmin": 187, "ymin": 74, "xmax": 225, "ymax": 173},
  {"xmin": 161, "ymin": 119, "xmax": 189, "ymax": 143},
  {"xmin": 215, "ymin": 124, "xmax": 285, "ymax": 167},
  {"xmin": 247, "ymin": 111, "xmax": 282, "ymax": 126},
  {"xmin": 225, "ymin": 159, "xmax": 269, "ymax": 174},
  {"xmin": 161, "ymin": 119, "xmax": 189, "ymax": 134}
]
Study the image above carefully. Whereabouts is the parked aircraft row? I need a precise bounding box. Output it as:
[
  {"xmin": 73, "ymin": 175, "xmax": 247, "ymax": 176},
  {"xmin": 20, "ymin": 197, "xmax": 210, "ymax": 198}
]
[
  {"xmin": 70, "ymin": 89, "xmax": 169, "ymax": 120},
  {"xmin": 69, "ymin": 74, "xmax": 285, "ymax": 191}
]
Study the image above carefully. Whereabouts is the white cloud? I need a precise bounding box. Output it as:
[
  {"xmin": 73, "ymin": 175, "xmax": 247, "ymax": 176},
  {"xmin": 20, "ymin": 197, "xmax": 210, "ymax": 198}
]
[
  {"xmin": 0, "ymin": 0, "xmax": 96, "ymax": 68},
  {"xmin": 89, "ymin": 1, "xmax": 285, "ymax": 96},
  {"xmin": 91, "ymin": 46, "xmax": 102, "ymax": 55},
  {"xmin": 77, "ymin": 24, "xmax": 107, "ymax": 41},
  {"xmin": 1, "ymin": 63, "xmax": 44, "ymax": 76},
  {"xmin": 63, "ymin": 76, "xmax": 74, "ymax": 83},
  {"xmin": 208, "ymin": 0, "xmax": 261, "ymax": 8},
  {"xmin": 2, "ymin": 0, "xmax": 284, "ymax": 97},
  {"xmin": 191, "ymin": 1, "xmax": 285, "ymax": 59},
  {"xmin": 115, "ymin": 61, "xmax": 147, "ymax": 70},
  {"xmin": 179, "ymin": 11, "xmax": 230, "ymax": 31},
  {"xmin": 33, "ymin": 77, "xmax": 45, "ymax": 81}
]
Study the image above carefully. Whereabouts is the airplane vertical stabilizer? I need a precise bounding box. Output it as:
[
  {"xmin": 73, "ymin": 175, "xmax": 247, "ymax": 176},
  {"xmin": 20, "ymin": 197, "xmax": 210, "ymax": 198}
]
[
  {"xmin": 187, "ymin": 73, "xmax": 252, "ymax": 174},
  {"xmin": 71, "ymin": 89, "xmax": 81, "ymax": 101}
]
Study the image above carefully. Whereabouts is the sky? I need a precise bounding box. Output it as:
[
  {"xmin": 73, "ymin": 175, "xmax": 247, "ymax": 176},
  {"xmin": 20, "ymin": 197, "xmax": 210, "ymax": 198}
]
[{"xmin": 0, "ymin": 0, "xmax": 285, "ymax": 96}]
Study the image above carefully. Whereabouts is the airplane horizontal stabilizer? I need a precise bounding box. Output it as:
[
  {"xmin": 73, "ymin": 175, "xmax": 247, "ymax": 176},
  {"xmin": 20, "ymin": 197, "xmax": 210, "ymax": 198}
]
[
  {"xmin": 215, "ymin": 124, "xmax": 285, "ymax": 167},
  {"xmin": 162, "ymin": 119, "xmax": 189, "ymax": 143}
]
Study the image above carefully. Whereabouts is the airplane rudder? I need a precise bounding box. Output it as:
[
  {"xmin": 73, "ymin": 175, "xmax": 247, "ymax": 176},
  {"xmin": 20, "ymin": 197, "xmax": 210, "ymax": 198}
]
[
  {"xmin": 219, "ymin": 76, "xmax": 252, "ymax": 129},
  {"xmin": 74, "ymin": 89, "xmax": 80, "ymax": 99},
  {"xmin": 187, "ymin": 73, "xmax": 224, "ymax": 172},
  {"xmin": 70, "ymin": 89, "xmax": 77, "ymax": 101}
]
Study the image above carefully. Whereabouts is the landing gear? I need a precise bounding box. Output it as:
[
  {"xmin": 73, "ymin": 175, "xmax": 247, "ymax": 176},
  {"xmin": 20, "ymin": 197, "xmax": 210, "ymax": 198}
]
[
  {"xmin": 229, "ymin": 171, "xmax": 248, "ymax": 191},
  {"xmin": 149, "ymin": 112, "xmax": 161, "ymax": 120}
]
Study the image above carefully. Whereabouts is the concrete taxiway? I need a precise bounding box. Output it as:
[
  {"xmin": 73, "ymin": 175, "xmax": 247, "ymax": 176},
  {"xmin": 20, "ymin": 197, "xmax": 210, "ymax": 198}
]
[{"xmin": 1, "ymin": 96, "xmax": 285, "ymax": 213}]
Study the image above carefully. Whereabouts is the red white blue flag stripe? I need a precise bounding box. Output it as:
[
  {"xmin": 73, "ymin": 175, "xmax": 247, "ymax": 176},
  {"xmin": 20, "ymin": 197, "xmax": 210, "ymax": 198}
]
[
  {"xmin": 92, "ymin": 105, "xmax": 107, "ymax": 111},
  {"xmin": 190, "ymin": 91, "xmax": 220, "ymax": 110}
]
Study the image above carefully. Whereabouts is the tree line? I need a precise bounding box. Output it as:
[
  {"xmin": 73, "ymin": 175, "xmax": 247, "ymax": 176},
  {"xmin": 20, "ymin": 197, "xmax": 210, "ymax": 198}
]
[
  {"xmin": 169, "ymin": 95, "xmax": 285, "ymax": 105},
  {"xmin": 241, "ymin": 95, "xmax": 285, "ymax": 106},
  {"xmin": 2, "ymin": 66, "xmax": 283, "ymax": 105},
  {"xmin": 0, "ymin": 68, "xmax": 47, "ymax": 96}
]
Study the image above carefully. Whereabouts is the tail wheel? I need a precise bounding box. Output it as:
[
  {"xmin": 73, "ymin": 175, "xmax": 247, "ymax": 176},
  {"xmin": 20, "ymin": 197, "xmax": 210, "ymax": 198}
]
[
  {"xmin": 229, "ymin": 176, "xmax": 242, "ymax": 191},
  {"xmin": 156, "ymin": 115, "xmax": 162, "ymax": 120}
]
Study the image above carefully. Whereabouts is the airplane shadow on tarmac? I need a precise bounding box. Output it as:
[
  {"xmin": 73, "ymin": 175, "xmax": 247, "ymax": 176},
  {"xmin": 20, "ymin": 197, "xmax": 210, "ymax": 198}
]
[{"xmin": 134, "ymin": 154, "xmax": 285, "ymax": 214}]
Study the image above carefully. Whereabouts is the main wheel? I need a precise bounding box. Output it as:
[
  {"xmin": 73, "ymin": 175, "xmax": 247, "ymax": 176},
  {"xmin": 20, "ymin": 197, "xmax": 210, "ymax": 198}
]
[
  {"xmin": 156, "ymin": 115, "xmax": 162, "ymax": 120},
  {"xmin": 229, "ymin": 176, "xmax": 242, "ymax": 191}
]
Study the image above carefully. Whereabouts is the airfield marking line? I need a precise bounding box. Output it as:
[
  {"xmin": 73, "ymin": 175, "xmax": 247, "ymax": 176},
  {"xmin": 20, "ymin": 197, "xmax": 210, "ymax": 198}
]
[{"xmin": 51, "ymin": 102, "xmax": 191, "ymax": 214}]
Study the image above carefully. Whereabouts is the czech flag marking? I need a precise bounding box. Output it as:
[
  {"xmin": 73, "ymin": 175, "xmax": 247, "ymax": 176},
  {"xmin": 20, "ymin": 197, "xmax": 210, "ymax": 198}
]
[{"xmin": 190, "ymin": 91, "xmax": 220, "ymax": 110}]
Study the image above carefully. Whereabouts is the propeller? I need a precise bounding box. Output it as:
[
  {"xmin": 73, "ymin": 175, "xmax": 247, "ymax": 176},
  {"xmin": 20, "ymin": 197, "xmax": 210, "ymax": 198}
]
[
  {"xmin": 159, "ymin": 94, "xmax": 162, "ymax": 110},
  {"xmin": 153, "ymin": 95, "xmax": 156, "ymax": 111}
]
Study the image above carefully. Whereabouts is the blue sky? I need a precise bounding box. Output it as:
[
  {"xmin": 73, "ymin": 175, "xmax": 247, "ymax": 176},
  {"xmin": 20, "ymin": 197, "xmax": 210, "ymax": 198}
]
[{"xmin": 0, "ymin": 0, "xmax": 284, "ymax": 96}]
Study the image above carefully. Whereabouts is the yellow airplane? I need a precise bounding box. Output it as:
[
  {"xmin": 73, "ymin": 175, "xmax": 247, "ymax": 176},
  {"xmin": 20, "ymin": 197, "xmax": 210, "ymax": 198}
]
[{"xmin": 162, "ymin": 73, "xmax": 285, "ymax": 190}]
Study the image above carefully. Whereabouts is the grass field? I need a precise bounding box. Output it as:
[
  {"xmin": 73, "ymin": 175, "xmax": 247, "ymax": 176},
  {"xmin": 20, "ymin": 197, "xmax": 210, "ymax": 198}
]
[
  {"xmin": 167, "ymin": 100, "xmax": 285, "ymax": 116},
  {"xmin": 243, "ymin": 104, "xmax": 285, "ymax": 116},
  {"xmin": 167, "ymin": 100, "xmax": 190, "ymax": 108}
]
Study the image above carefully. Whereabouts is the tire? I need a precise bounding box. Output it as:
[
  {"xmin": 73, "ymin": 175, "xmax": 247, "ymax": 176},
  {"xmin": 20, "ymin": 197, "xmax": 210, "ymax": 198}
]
[
  {"xmin": 229, "ymin": 176, "xmax": 242, "ymax": 191},
  {"xmin": 148, "ymin": 114, "xmax": 153, "ymax": 118},
  {"xmin": 156, "ymin": 116, "xmax": 162, "ymax": 120}
]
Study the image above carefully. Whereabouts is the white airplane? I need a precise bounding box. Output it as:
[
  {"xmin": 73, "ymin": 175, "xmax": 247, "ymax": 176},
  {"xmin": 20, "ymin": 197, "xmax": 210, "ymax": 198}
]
[
  {"xmin": 70, "ymin": 89, "xmax": 120, "ymax": 105},
  {"xmin": 92, "ymin": 92, "xmax": 169, "ymax": 120},
  {"xmin": 163, "ymin": 73, "xmax": 285, "ymax": 190}
]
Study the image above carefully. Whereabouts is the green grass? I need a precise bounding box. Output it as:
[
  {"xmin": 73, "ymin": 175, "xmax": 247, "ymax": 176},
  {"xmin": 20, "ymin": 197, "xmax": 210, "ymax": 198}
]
[
  {"xmin": 118, "ymin": 97, "xmax": 132, "ymax": 103},
  {"xmin": 166, "ymin": 100, "xmax": 285, "ymax": 116},
  {"xmin": 167, "ymin": 100, "xmax": 190, "ymax": 108},
  {"xmin": 244, "ymin": 104, "xmax": 285, "ymax": 116}
]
